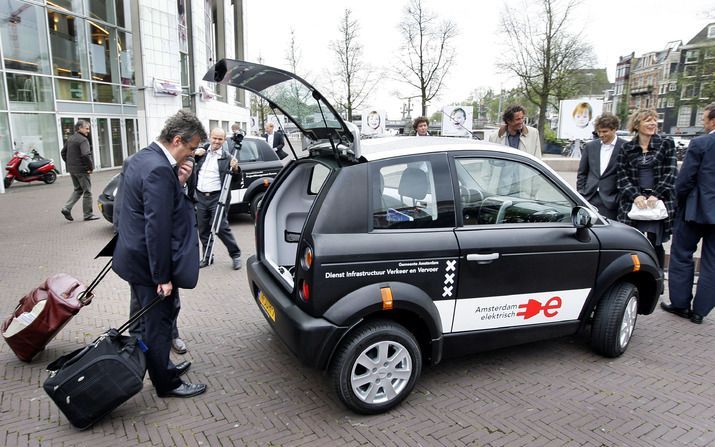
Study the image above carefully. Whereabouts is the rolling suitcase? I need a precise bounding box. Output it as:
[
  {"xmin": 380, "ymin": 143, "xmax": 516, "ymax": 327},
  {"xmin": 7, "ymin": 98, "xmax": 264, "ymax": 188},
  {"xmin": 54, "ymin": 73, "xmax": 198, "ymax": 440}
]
[
  {"xmin": 2, "ymin": 261, "xmax": 111, "ymax": 362},
  {"xmin": 43, "ymin": 293, "xmax": 164, "ymax": 430}
]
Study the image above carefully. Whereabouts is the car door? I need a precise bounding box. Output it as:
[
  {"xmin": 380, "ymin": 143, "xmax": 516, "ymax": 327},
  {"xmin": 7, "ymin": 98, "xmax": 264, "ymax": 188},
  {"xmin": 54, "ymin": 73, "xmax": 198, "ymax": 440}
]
[{"xmin": 447, "ymin": 154, "xmax": 600, "ymax": 333}]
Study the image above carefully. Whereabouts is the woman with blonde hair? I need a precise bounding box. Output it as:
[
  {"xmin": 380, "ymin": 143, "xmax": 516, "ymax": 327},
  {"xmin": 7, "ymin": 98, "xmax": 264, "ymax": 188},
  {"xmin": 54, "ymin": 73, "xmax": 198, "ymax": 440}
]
[{"xmin": 616, "ymin": 108, "xmax": 677, "ymax": 267}]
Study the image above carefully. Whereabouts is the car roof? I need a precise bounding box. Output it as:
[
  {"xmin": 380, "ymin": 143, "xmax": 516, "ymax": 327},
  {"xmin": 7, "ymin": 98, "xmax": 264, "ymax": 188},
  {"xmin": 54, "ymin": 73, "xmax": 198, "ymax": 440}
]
[{"xmin": 359, "ymin": 136, "xmax": 538, "ymax": 162}]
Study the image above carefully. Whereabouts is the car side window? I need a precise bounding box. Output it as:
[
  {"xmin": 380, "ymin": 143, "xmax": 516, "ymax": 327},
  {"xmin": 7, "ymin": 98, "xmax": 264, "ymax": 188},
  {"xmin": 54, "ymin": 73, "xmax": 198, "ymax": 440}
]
[
  {"xmin": 455, "ymin": 157, "xmax": 574, "ymax": 225},
  {"xmin": 372, "ymin": 160, "xmax": 439, "ymax": 229},
  {"xmin": 236, "ymin": 140, "xmax": 261, "ymax": 161}
]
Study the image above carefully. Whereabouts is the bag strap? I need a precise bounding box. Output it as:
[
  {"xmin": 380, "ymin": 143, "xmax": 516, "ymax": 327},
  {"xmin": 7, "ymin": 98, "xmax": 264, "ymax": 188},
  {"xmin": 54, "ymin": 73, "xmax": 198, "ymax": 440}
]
[
  {"xmin": 116, "ymin": 293, "xmax": 166, "ymax": 335},
  {"xmin": 77, "ymin": 259, "xmax": 113, "ymax": 305}
]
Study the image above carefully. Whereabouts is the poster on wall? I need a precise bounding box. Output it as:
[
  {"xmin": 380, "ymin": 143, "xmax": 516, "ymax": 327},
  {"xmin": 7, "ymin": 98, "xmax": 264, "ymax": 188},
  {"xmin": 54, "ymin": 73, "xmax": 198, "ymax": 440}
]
[
  {"xmin": 361, "ymin": 110, "xmax": 386, "ymax": 136},
  {"xmin": 558, "ymin": 99, "xmax": 603, "ymax": 140},
  {"xmin": 441, "ymin": 105, "xmax": 473, "ymax": 136}
]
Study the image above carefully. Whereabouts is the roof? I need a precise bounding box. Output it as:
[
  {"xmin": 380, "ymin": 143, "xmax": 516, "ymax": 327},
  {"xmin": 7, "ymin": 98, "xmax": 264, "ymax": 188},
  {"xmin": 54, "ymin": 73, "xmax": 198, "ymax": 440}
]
[{"xmin": 358, "ymin": 136, "xmax": 537, "ymax": 162}]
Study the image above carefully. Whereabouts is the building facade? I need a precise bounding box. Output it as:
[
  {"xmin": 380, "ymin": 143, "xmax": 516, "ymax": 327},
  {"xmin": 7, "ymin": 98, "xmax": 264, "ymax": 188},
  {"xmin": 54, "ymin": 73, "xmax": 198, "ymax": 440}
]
[{"xmin": 0, "ymin": 0, "xmax": 249, "ymax": 175}]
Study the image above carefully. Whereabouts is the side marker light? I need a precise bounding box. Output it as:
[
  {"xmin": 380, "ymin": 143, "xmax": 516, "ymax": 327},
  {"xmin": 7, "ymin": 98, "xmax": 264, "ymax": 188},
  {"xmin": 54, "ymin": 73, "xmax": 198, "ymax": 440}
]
[
  {"xmin": 631, "ymin": 254, "xmax": 641, "ymax": 272},
  {"xmin": 381, "ymin": 287, "xmax": 393, "ymax": 310}
]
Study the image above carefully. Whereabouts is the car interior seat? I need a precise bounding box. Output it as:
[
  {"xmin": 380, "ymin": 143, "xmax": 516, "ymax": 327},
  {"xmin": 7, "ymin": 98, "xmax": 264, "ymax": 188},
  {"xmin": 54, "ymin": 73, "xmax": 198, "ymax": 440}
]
[{"xmin": 398, "ymin": 167, "xmax": 428, "ymax": 206}]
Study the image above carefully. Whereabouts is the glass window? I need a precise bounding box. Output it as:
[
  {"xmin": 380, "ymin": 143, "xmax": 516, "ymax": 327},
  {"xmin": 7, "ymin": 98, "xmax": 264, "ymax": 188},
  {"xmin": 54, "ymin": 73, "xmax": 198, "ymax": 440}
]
[
  {"xmin": 125, "ymin": 118, "xmax": 137, "ymax": 156},
  {"xmin": 6, "ymin": 73, "xmax": 53, "ymax": 111},
  {"xmin": 117, "ymin": 31, "xmax": 133, "ymax": 85},
  {"xmin": 455, "ymin": 158, "xmax": 573, "ymax": 226},
  {"xmin": 0, "ymin": 74, "xmax": 6, "ymax": 110},
  {"xmin": 677, "ymin": 106, "xmax": 692, "ymax": 127},
  {"xmin": 88, "ymin": 0, "xmax": 115, "ymax": 24},
  {"xmin": 0, "ymin": 0, "xmax": 51, "ymax": 74},
  {"xmin": 0, "ymin": 112, "xmax": 12, "ymax": 164},
  {"xmin": 55, "ymin": 78, "xmax": 90, "ymax": 101},
  {"xmin": 121, "ymin": 86, "xmax": 134, "ymax": 104},
  {"xmin": 178, "ymin": 0, "xmax": 188, "ymax": 53},
  {"xmin": 92, "ymin": 82, "xmax": 120, "ymax": 103},
  {"xmin": 204, "ymin": 0, "xmax": 216, "ymax": 68},
  {"xmin": 372, "ymin": 160, "xmax": 440, "ymax": 230},
  {"xmin": 685, "ymin": 50, "xmax": 699, "ymax": 64},
  {"xmin": 684, "ymin": 65, "xmax": 697, "ymax": 77},
  {"xmin": 681, "ymin": 84, "xmax": 694, "ymax": 99},
  {"xmin": 48, "ymin": 0, "xmax": 84, "ymax": 14},
  {"xmin": 48, "ymin": 11, "xmax": 90, "ymax": 79},
  {"xmin": 115, "ymin": 0, "xmax": 130, "ymax": 29},
  {"xmin": 10, "ymin": 112, "xmax": 61, "ymax": 164},
  {"xmin": 88, "ymin": 21, "xmax": 117, "ymax": 82},
  {"xmin": 667, "ymin": 98, "xmax": 675, "ymax": 108}
]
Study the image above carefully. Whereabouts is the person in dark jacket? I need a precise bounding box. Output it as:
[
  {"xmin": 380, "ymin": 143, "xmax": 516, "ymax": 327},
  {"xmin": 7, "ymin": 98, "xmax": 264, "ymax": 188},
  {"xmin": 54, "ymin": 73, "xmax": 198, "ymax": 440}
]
[
  {"xmin": 113, "ymin": 110, "xmax": 207, "ymax": 398},
  {"xmin": 60, "ymin": 120, "xmax": 98, "ymax": 221},
  {"xmin": 577, "ymin": 113, "xmax": 625, "ymax": 219},
  {"xmin": 616, "ymin": 108, "xmax": 677, "ymax": 267},
  {"xmin": 663, "ymin": 103, "xmax": 715, "ymax": 324},
  {"xmin": 262, "ymin": 122, "xmax": 287, "ymax": 159}
]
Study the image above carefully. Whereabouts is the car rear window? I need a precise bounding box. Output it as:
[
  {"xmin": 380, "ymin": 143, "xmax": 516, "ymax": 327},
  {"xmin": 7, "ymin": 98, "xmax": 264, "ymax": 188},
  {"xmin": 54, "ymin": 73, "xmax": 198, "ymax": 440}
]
[{"xmin": 372, "ymin": 160, "xmax": 439, "ymax": 229}]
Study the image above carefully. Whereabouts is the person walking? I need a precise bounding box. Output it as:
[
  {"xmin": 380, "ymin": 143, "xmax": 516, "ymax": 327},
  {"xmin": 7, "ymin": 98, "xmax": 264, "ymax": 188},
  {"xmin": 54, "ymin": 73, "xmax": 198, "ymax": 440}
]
[
  {"xmin": 615, "ymin": 108, "xmax": 677, "ymax": 268},
  {"xmin": 263, "ymin": 122, "xmax": 287, "ymax": 159},
  {"xmin": 662, "ymin": 103, "xmax": 715, "ymax": 324},
  {"xmin": 60, "ymin": 120, "xmax": 99, "ymax": 221},
  {"xmin": 577, "ymin": 113, "xmax": 626, "ymax": 220},
  {"xmin": 112, "ymin": 110, "xmax": 207, "ymax": 398},
  {"xmin": 192, "ymin": 128, "xmax": 242, "ymax": 270},
  {"xmin": 487, "ymin": 105, "xmax": 541, "ymax": 158}
]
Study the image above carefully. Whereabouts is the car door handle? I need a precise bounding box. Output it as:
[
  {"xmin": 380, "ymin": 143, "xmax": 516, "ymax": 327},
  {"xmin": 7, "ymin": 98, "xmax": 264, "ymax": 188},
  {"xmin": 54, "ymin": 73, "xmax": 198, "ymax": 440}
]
[{"xmin": 466, "ymin": 253, "xmax": 500, "ymax": 263}]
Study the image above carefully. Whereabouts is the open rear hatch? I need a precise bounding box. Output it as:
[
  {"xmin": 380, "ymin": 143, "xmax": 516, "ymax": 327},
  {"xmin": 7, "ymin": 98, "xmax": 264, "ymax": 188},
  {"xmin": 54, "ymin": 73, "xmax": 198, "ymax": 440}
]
[{"xmin": 204, "ymin": 59, "xmax": 360, "ymax": 160}]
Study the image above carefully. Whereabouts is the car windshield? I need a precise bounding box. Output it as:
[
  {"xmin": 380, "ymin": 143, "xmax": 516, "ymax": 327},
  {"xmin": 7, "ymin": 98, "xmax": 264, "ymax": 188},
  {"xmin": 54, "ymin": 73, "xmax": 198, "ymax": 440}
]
[{"xmin": 236, "ymin": 140, "xmax": 262, "ymax": 162}]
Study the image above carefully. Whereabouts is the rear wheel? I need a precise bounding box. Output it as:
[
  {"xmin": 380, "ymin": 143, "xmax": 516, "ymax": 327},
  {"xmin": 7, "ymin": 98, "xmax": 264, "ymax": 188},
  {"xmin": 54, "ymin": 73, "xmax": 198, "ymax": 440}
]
[
  {"xmin": 3, "ymin": 177, "xmax": 12, "ymax": 188},
  {"xmin": 591, "ymin": 281, "xmax": 639, "ymax": 357},
  {"xmin": 43, "ymin": 172, "xmax": 57, "ymax": 184},
  {"xmin": 249, "ymin": 191, "xmax": 265, "ymax": 220},
  {"xmin": 332, "ymin": 320, "xmax": 421, "ymax": 414}
]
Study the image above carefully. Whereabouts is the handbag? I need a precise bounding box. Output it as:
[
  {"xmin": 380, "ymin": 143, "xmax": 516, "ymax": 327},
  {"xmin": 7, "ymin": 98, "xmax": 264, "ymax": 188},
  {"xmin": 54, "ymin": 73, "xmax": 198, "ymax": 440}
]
[{"xmin": 627, "ymin": 200, "xmax": 667, "ymax": 221}]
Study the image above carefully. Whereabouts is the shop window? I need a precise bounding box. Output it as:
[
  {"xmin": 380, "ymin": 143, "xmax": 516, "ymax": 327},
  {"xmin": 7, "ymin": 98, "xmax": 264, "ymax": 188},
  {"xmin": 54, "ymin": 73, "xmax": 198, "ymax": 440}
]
[
  {"xmin": 0, "ymin": 0, "xmax": 52, "ymax": 74},
  {"xmin": 10, "ymin": 112, "xmax": 61, "ymax": 164},
  {"xmin": 115, "ymin": 0, "xmax": 131, "ymax": 30},
  {"xmin": 48, "ymin": 11, "xmax": 90, "ymax": 79},
  {"xmin": 122, "ymin": 86, "xmax": 135, "ymax": 104},
  {"xmin": 6, "ymin": 73, "xmax": 53, "ymax": 111},
  {"xmin": 55, "ymin": 78, "xmax": 90, "ymax": 101},
  {"xmin": 92, "ymin": 82, "xmax": 120, "ymax": 103},
  {"xmin": 49, "ymin": 0, "xmax": 84, "ymax": 14},
  {"xmin": 88, "ymin": 21, "xmax": 117, "ymax": 83},
  {"xmin": 118, "ymin": 31, "xmax": 134, "ymax": 85},
  {"xmin": 88, "ymin": 0, "xmax": 115, "ymax": 25}
]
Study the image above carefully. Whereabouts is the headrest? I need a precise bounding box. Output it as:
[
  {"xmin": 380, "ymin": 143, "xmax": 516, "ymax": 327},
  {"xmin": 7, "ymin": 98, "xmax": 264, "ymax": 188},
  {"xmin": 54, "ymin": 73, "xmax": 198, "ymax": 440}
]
[{"xmin": 398, "ymin": 167, "xmax": 428, "ymax": 200}]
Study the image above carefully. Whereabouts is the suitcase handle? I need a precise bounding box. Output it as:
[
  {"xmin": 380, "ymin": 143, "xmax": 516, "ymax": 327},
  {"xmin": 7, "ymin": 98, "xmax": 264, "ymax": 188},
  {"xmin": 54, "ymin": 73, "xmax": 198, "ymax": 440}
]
[
  {"xmin": 116, "ymin": 293, "xmax": 166, "ymax": 335},
  {"xmin": 77, "ymin": 259, "xmax": 113, "ymax": 306}
]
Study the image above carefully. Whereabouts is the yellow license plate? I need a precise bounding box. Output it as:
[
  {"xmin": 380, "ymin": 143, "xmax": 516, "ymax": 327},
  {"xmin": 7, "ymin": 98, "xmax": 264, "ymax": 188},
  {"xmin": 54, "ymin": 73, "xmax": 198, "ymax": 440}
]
[
  {"xmin": 97, "ymin": 202, "xmax": 103, "ymax": 212},
  {"xmin": 258, "ymin": 291, "xmax": 276, "ymax": 322}
]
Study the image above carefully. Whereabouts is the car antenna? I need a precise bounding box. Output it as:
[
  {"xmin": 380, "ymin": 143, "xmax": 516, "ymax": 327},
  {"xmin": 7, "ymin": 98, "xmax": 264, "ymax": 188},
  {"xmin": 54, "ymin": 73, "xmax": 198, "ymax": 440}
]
[
  {"xmin": 312, "ymin": 90, "xmax": 342, "ymax": 167},
  {"xmin": 268, "ymin": 102, "xmax": 297, "ymax": 160},
  {"xmin": 441, "ymin": 110, "xmax": 480, "ymax": 139}
]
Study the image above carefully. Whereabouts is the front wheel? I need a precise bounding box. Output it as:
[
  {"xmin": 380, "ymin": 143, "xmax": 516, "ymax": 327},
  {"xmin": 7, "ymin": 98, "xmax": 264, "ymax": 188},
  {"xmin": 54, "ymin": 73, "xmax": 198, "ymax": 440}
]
[
  {"xmin": 591, "ymin": 281, "xmax": 639, "ymax": 357},
  {"xmin": 43, "ymin": 172, "xmax": 57, "ymax": 184},
  {"xmin": 331, "ymin": 320, "xmax": 421, "ymax": 414},
  {"xmin": 3, "ymin": 177, "xmax": 12, "ymax": 188}
]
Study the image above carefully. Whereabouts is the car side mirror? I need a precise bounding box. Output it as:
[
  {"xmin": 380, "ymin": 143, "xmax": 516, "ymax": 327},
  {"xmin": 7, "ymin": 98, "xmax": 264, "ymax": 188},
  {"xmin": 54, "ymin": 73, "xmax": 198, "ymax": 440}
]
[{"xmin": 571, "ymin": 206, "xmax": 597, "ymax": 242}]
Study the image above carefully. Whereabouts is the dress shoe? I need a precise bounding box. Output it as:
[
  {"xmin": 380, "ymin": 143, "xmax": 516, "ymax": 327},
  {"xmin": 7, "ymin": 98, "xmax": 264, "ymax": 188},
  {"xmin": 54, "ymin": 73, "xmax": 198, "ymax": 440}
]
[
  {"xmin": 232, "ymin": 257, "xmax": 242, "ymax": 270},
  {"xmin": 175, "ymin": 360, "xmax": 191, "ymax": 376},
  {"xmin": 172, "ymin": 337, "xmax": 188, "ymax": 354},
  {"xmin": 660, "ymin": 302, "xmax": 692, "ymax": 320},
  {"xmin": 61, "ymin": 209, "xmax": 73, "ymax": 221},
  {"xmin": 691, "ymin": 313, "xmax": 704, "ymax": 324},
  {"xmin": 84, "ymin": 215, "xmax": 100, "ymax": 221},
  {"xmin": 158, "ymin": 382, "xmax": 206, "ymax": 398},
  {"xmin": 199, "ymin": 255, "xmax": 214, "ymax": 268}
]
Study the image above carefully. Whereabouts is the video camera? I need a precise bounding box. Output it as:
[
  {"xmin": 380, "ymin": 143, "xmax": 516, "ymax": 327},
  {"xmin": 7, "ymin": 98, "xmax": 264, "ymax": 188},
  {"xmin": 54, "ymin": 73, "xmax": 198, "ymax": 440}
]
[{"xmin": 230, "ymin": 131, "xmax": 244, "ymax": 147}]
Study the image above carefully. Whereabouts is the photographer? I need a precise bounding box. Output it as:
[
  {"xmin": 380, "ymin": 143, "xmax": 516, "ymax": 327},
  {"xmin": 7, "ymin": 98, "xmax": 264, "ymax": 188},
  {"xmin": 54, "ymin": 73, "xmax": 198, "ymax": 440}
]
[{"xmin": 192, "ymin": 128, "xmax": 242, "ymax": 270}]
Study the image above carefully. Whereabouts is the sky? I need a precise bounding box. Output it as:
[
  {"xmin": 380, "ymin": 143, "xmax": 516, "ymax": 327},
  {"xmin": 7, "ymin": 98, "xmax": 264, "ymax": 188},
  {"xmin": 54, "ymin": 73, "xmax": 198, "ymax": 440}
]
[{"xmin": 244, "ymin": 0, "xmax": 714, "ymax": 119}]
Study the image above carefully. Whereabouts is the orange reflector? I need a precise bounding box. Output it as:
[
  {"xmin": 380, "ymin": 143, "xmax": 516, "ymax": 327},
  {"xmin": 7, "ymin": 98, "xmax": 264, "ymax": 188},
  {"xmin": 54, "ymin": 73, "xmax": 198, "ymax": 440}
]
[
  {"xmin": 380, "ymin": 287, "xmax": 393, "ymax": 310},
  {"xmin": 631, "ymin": 254, "xmax": 641, "ymax": 272}
]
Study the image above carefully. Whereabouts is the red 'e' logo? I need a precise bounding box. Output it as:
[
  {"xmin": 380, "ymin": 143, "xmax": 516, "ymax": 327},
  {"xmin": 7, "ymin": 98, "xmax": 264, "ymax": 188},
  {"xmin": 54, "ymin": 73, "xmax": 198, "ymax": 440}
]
[{"xmin": 516, "ymin": 296, "xmax": 562, "ymax": 319}]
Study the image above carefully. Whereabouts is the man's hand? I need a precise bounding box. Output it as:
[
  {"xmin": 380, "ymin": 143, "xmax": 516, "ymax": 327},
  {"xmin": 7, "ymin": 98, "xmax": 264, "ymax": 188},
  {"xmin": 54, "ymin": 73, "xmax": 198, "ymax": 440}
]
[
  {"xmin": 177, "ymin": 159, "xmax": 194, "ymax": 186},
  {"xmin": 157, "ymin": 282, "xmax": 173, "ymax": 297},
  {"xmin": 194, "ymin": 147, "xmax": 206, "ymax": 157},
  {"xmin": 230, "ymin": 158, "xmax": 239, "ymax": 172}
]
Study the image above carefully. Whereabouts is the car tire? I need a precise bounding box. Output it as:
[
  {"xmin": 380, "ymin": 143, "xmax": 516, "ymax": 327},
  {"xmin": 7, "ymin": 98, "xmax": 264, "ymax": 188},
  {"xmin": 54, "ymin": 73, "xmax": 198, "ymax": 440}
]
[
  {"xmin": 331, "ymin": 320, "xmax": 421, "ymax": 414},
  {"xmin": 250, "ymin": 191, "xmax": 264, "ymax": 220},
  {"xmin": 591, "ymin": 281, "xmax": 639, "ymax": 358}
]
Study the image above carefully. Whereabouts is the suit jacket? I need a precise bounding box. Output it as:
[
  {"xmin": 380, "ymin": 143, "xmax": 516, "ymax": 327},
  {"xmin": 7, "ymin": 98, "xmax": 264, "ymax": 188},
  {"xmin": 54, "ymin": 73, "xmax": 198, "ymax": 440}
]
[
  {"xmin": 576, "ymin": 137, "xmax": 625, "ymax": 211},
  {"xmin": 262, "ymin": 130, "xmax": 285, "ymax": 151},
  {"xmin": 676, "ymin": 132, "xmax": 715, "ymax": 224},
  {"xmin": 112, "ymin": 142, "xmax": 199, "ymax": 289}
]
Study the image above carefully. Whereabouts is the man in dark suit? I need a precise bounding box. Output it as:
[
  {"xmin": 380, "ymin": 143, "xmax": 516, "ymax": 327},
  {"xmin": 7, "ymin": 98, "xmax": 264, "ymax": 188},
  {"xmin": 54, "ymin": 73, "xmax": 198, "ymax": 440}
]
[
  {"xmin": 576, "ymin": 113, "xmax": 625, "ymax": 220},
  {"xmin": 263, "ymin": 122, "xmax": 287, "ymax": 159},
  {"xmin": 663, "ymin": 103, "xmax": 715, "ymax": 324},
  {"xmin": 113, "ymin": 110, "xmax": 208, "ymax": 397}
]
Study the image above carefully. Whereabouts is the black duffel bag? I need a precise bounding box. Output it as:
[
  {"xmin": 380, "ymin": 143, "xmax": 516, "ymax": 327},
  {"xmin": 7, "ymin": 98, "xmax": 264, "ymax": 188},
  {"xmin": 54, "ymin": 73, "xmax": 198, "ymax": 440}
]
[
  {"xmin": 43, "ymin": 292, "xmax": 164, "ymax": 430},
  {"xmin": 43, "ymin": 329, "xmax": 146, "ymax": 430}
]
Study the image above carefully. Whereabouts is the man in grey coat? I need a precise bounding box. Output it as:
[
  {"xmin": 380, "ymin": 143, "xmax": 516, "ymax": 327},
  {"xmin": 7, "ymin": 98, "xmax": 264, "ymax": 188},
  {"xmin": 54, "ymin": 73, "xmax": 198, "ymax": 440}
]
[
  {"xmin": 576, "ymin": 113, "xmax": 626, "ymax": 220},
  {"xmin": 60, "ymin": 120, "xmax": 98, "ymax": 221}
]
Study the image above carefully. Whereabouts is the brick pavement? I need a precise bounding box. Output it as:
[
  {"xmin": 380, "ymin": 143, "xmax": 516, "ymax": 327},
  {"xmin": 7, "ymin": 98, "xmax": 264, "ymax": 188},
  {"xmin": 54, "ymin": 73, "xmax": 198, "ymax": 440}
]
[{"xmin": 0, "ymin": 169, "xmax": 713, "ymax": 447}]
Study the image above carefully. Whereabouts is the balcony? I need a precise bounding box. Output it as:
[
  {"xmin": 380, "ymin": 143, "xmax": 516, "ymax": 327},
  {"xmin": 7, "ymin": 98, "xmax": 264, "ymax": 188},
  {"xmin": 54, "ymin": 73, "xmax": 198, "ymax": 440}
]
[{"xmin": 630, "ymin": 85, "xmax": 653, "ymax": 95}]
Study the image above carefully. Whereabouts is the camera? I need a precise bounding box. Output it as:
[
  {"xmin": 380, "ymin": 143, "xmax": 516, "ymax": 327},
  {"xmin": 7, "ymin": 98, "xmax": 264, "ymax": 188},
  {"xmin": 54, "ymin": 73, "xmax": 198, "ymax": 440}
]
[{"xmin": 231, "ymin": 131, "xmax": 244, "ymax": 146}]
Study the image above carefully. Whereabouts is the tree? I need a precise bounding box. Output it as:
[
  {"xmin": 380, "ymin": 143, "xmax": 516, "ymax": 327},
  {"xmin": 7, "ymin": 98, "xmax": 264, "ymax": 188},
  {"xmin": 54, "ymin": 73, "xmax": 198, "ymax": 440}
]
[
  {"xmin": 395, "ymin": 0, "xmax": 458, "ymax": 116},
  {"xmin": 497, "ymin": 0, "xmax": 596, "ymax": 149},
  {"xmin": 327, "ymin": 9, "xmax": 378, "ymax": 122},
  {"xmin": 250, "ymin": 55, "xmax": 272, "ymax": 129}
]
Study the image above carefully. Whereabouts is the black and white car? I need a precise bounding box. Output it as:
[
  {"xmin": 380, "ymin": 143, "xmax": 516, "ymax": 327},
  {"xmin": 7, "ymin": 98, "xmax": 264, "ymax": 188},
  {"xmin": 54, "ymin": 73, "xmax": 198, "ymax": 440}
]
[{"xmin": 206, "ymin": 60, "xmax": 664, "ymax": 414}]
